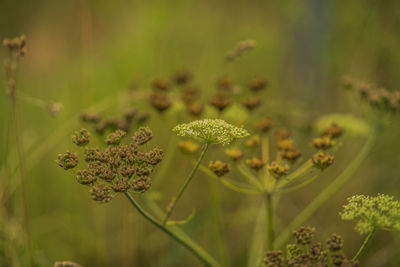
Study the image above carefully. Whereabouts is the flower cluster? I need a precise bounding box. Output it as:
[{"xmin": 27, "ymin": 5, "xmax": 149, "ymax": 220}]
[
  {"xmin": 3, "ymin": 34, "xmax": 27, "ymax": 58},
  {"xmin": 274, "ymin": 129, "xmax": 302, "ymax": 164},
  {"xmin": 340, "ymin": 194, "xmax": 400, "ymax": 234},
  {"xmin": 267, "ymin": 161, "xmax": 289, "ymax": 179},
  {"xmin": 72, "ymin": 128, "xmax": 90, "ymax": 146},
  {"xmin": 173, "ymin": 119, "xmax": 249, "ymax": 145},
  {"xmin": 208, "ymin": 160, "xmax": 231, "ymax": 177},
  {"xmin": 263, "ymin": 227, "xmax": 358, "ymax": 267},
  {"xmin": 312, "ymin": 152, "xmax": 334, "ymax": 170},
  {"xmin": 246, "ymin": 157, "xmax": 266, "ymax": 171},
  {"xmin": 342, "ymin": 76, "xmax": 400, "ymax": 113},
  {"xmin": 225, "ymin": 40, "xmax": 256, "ymax": 61},
  {"xmin": 57, "ymin": 128, "xmax": 163, "ymax": 203}
]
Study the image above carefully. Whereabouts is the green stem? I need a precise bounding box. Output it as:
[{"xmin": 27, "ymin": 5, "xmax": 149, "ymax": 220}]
[
  {"xmin": 265, "ymin": 193, "xmax": 274, "ymax": 250},
  {"xmin": 275, "ymin": 133, "xmax": 376, "ymax": 248},
  {"xmin": 124, "ymin": 192, "xmax": 221, "ymax": 267},
  {"xmin": 163, "ymin": 143, "xmax": 210, "ymax": 226},
  {"xmin": 353, "ymin": 230, "xmax": 375, "ymax": 261},
  {"xmin": 277, "ymin": 171, "xmax": 321, "ymax": 195},
  {"xmin": 237, "ymin": 164, "xmax": 264, "ymax": 190}
]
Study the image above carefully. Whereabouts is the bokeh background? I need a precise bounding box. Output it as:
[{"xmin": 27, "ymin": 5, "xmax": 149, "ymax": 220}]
[{"xmin": 1, "ymin": 0, "xmax": 400, "ymax": 266}]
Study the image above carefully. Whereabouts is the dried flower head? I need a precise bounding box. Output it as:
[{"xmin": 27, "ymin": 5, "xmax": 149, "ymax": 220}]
[
  {"xmin": 293, "ymin": 226, "xmax": 315, "ymax": 245},
  {"xmin": 209, "ymin": 92, "xmax": 232, "ymax": 112},
  {"xmin": 76, "ymin": 169, "xmax": 97, "ymax": 185},
  {"xmin": 209, "ymin": 160, "xmax": 231, "ymax": 177},
  {"xmin": 131, "ymin": 176, "xmax": 152, "ymax": 193},
  {"xmin": 57, "ymin": 151, "xmax": 78, "ymax": 170},
  {"xmin": 267, "ymin": 161, "xmax": 289, "ymax": 179},
  {"xmin": 72, "ymin": 128, "xmax": 90, "ymax": 146},
  {"xmin": 3, "ymin": 34, "xmax": 27, "ymax": 58},
  {"xmin": 255, "ymin": 118, "xmax": 274, "ymax": 133},
  {"xmin": 326, "ymin": 234, "xmax": 343, "ymax": 252},
  {"xmin": 133, "ymin": 127, "xmax": 153, "ymax": 145},
  {"xmin": 340, "ymin": 194, "xmax": 400, "ymax": 234},
  {"xmin": 313, "ymin": 136, "xmax": 335, "ymax": 150},
  {"xmin": 173, "ymin": 119, "xmax": 249, "ymax": 145},
  {"xmin": 186, "ymin": 102, "xmax": 203, "ymax": 117},
  {"xmin": 105, "ymin": 129, "xmax": 126, "ymax": 145},
  {"xmin": 216, "ymin": 76, "xmax": 233, "ymax": 91},
  {"xmin": 281, "ymin": 148, "xmax": 302, "ymax": 164},
  {"xmin": 276, "ymin": 138, "xmax": 295, "ymax": 151},
  {"xmin": 246, "ymin": 157, "xmax": 266, "ymax": 171},
  {"xmin": 178, "ymin": 140, "xmax": 200, "ymax": 154},
  {"xmin": 263, "ymin": 250, "xmax": 285, "ymax": 267},
  {"xmin": 312, "ymin": 152, "xmax": 334, "ymax": 170},
  {"xmin": 225, "ymin": 148, "xmax": 243, "ymax": 161}
]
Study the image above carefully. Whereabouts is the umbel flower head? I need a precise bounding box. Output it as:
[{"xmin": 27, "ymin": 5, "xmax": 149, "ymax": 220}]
[
  {"xmin": 173, "ymin": 119, "xmax": 249, "ymax": 145},
  {"xmin": 340, "ymin": 194, "xmax": 400, "ymax": 234}
]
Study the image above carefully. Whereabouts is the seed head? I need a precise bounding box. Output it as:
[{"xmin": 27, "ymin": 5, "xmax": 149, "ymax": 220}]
[
  {"xmin": 281, "ymin": 148, "xmax": 302, "ymax": 164},
  {"xmin": 90, "ymin": 184, "xmax": 113, "ymax": 203},
  {"xmin": 112, "ymin": 178, "xmax": 131, "ymax": 193},
  {"xmin": 80, "ymin": 112, "xmax": 101, "ymax": 123},
  {"xmin": 105, "ymin": 129, "xmax": 126, "ymax": 145},
  {"xmin": 209, "ymin": 160, "xmax": 231, "ymax": 177},
  {"xmin": 321, "ymin": 123, "xmax": 344, "ymax": 139},
  {"xmin": 274, "ymin": 129, "xmax": 292, "ymax": 141},
  {"xmin": 209, "ymin": 92, "xmax": 232, "ymax": 112},
  {"xmin": 72, "ymin": 128, "xmax": 90, "ymax": 146},
  {"xmin": 173, "ymin": 70, "xmax": 192, "ymax": 85},
  {"xmin": 313, "ymin": 136, "xmax": 335, "ymax": 150},
  {"xmin": 263, "ymin": 250, "xmax": 285, "ymax": 267},
  {"xmin": 293, "ymin": 226, "xmax": 315, "ymax": 245},
  {"xmin": 326, "ymin": 234, "xmax": 343, "ymax": 252},
  {"xmin": 276, "ymin": 138, "xmax": 295, "ymax": 151},
  {"xmin": 152, "ymin": 79, "xmax": 170, "ymax": 91},
  {"xmin": 340, "ymin": 194, "xmax": 400, "ymax": 234},
  {"xmin": 57, "ymin": 151, "xmax": 78, "ymax": 170},
  {"xmin": 145, "ymin": 148, "xmax": 164, "ymax": 165},
  {"xmin": 312, "ymin": 152, "xmax": 334, "ymax": 170},
  {"xmin": 133, "ymin": 127, "xmax": 153, "ymax": 145},
  {"xmin": 249, "ymin": 77, "xmax": 268, "ymax": 91},
  {"xmin": 267, "ymin": 161, "xmax": 289, "ymax": 179},
  {"xmin": 245, "ymin": 135, "xmax": 260, "ymax": 148},
  {"xmin": 286, "ymin": 244, "xmax": 302, "ymax": 258},
  {"xmin": 246, "ymin": 157, "xmax": 266, "ymax": 171},
  {"xmin": 131, "ymin": 176, "xmax": 152, "ymax": 193},
  {"xmin": 241, "ymin": 97, "xmax": 261, "ymax": 111},
  {"xmin": 150, "ymin": 91, "xmax": 171, "ymax": 112},
  {"xmin": 186, "ymin": 102, "xmax": 203, "ymax": 117},
  {"xmin": 75, "ymin": 169, "xmax": 97, "ymax": 185},
  {"xmin": 173, "ymin": 119, "xmax": 249, "ymax": 145}
]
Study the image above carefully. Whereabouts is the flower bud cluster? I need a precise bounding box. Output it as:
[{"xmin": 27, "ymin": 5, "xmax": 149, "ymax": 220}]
[
  {"xmin": 267, "ymin": 161, "xmax": 289, "ymax": 179},
  {"xmin": 208, "ymin": 160, "xmax": 231, "ymax": 177},
  {"xmin": 275, "ymin": 129, "xmax": 301, "ymax": 164},
  {"xmin": 72, "ymin": 128, "xmax": 90, "ymax": 146}
]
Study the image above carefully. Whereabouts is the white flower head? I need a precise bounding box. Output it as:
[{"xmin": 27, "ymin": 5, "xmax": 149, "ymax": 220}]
[{"xmin": 173, "ymin": 119, "xmax": 250, "ymax": 145}]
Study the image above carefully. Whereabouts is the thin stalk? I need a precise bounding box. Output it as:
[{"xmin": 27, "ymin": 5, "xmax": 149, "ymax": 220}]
[
  {"xmin": 162, "ymin": 143, "xmax": 209, "ymax": 226},
  {"xmin": 124, "ymin": 192, "xmax": 221, "ymax": 267},
  {"xmin": 237, "ymin": 164, "xmax": 264, "ymax": 190},
  {"xmin": 265, "ymin": 193, "xmax": 274, "ymax": 250},
  {"xmin": 275, "ymin": 133, "xmax": 376, "ymax": 248},
  {"xmin": 277, "ymin": 160, "xmax": 313, "ymax": 188},
  {"xmin": 353, "ymin": 230, "xmax": 375, "ymax": 261},
  {"xmin": 277, "ymin": 171, "xmax": 321, "ymax": 195}
]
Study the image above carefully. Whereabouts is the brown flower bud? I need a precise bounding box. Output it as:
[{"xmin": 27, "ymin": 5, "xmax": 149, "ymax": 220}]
[
  {"xmin": 312, "ymin": 152, "xmax": 334, "ymax": 170},
  {"xmin": 209, "ymin": 160, "xmax": 231, "ymax": 177},
  {"xmin": 56, "ymin": 151, "xmax": 78, "ymax": 170},
  {"xmin": 246, "ymin": 157, "xmax": 266, "ymax": 171},
  {"xmin": 131, "ymin": 176, "xmax": 152, "ymax": 193},
  {"xmin": 267, "ymin": 161, "xmax": 289, "ymax": 179},
  {"xmin": 255, "ymin": 118, "xmax": 273, "ymax": 133},
  {"xmin": 313, "ymin": 136, "xmax": 335, "ymax": 150},
  {"xmin": 90, "ymin": 184, "xmax": 113, "ymax": 203},
  {"xmin": 224, "ymin": 148, "xmax": 243, "ymax": 161},
  {"xmin": 72, "ymin": 128, "xmax": 90, "ymax": 146},
  {"xmin": 133, "ymin": 127, "xmax": 153, "ymax": 145}
]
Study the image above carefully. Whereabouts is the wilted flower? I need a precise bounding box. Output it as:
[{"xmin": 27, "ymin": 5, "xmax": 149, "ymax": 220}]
[{"xmin": 173, "ymin": 119, "xmax": 249, "ymax": 145}]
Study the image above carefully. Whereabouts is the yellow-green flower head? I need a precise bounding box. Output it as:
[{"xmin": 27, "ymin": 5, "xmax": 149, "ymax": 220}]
[
  {"xmin": 173, "ymin": 119, "xmax": 250, "ymax": 145},
  {"xmin": 340, "ymin": 194, "xmax": 400, "ymax": 234}
]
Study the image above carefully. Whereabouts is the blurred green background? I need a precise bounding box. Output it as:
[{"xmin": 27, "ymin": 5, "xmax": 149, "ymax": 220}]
[{"xmin": 1, "ymin": 0, "xmax": 400, "ymax": 266}]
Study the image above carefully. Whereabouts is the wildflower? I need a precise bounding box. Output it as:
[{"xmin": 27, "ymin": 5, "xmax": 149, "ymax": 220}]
[
  {"xmin": 312, "ymin": 152, "xmax": 334, "ymax": 170},
  {"xmin": 255, "ymin": 118, "xmax": 273, "ymax": 133},
  {"xmin": 246, "ymin": 157, "xmax": 266, "ymax": 171},
  {"xmin": 145, "ymin": 148, "xmax": 164, "ymax": 165},
  {"xmin": 249, "ymin": 77, "xmax": 268, "ymax": 92},
  {"xmin": 90, "ymin": 184, "xmax": 113, "ymax": 203},
  {"xmin": 57, "ymin": 151, "xmax": 78, "ymax": 170},
  {"xmin": 131, "ymin": 176, "xmax": 152, "ymax": 193},
  {"xmin": 241, "ymin": 97, "xmax": 261, "ymax": 111},
  {"xmin": 132, "ymin": 127, "xmax": 153, "ymax": 145},
  {"xmin": 112, "ymin": 178, "xmax": 131, "ymax": 193},
  {"xmin": 173, "ymin": 119, "xmax": 249, "ymax": 145},
  {"xmin": 286, "ymin": 244, "xmax": 302, "ymax": 258},
  {"xmin": 340, "ymin": 194, "xmax": 400, "ymax": 234},
  {"xmin": 313, "ymin": 136, "xmax": 335, "ymax": 150},
  {"xmin": 293, "ymin": 226, "xmax": 315, "ymax": 245},
  {"xmin": 267, "ymin": 161, "xmax": 289, "ymax": 179},
  {"xmin": 208, "ymin": 160, "xmax": 231, "ymax": 177},
  {"xmin": 119, "ymin": 165, "xmax": 135, "ymax": 178},
  {"xmin": 331, "ymin": 253, "xmax": 345, "ymax": 266},
  {"xmin": 75, "ymin": 169, "xmax": 97, "ymax": 185},
  {"xmin": 225, "ymin": 148, "xmax": 243, "ymax": 161},
  {"xmin": 309, "ymin": 242, "xmax": 324, "ymax": 258},
  {"xmin": 178, "ymin": 140, "xmax": 200, "ymax": 154},
  {"xmin": 326, "ymin": 234, "xmax": 343, "ymax": 252},
  {"xmin": 72, "ymin": 128, "xmax": 90, "ymax": 146},
  {"xmin": 105, "ymin": 129, "xmax": 126, "ymax": 145}
]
